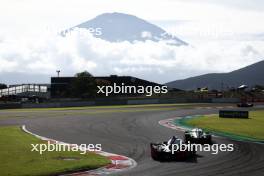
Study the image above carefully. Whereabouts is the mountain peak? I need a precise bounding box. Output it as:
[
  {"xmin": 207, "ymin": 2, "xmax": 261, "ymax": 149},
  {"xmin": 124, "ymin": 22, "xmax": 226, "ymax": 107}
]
[
  {"xmin": 73, "ymin": 12, "xmax": 187, "ymax": 45},
  {"xmin": 95, "ymin": 12, "xmax": 138, "ymax": 18}
]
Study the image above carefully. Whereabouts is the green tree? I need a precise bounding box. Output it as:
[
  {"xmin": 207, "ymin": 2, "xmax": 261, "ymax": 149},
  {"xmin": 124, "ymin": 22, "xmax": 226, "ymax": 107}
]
[
  {"xmin": 71, "ymin": 71, "xmax": 96, "ymax": 98},
  {"xmin": 254, "ymin": 85, "xmax": 264, "ymax": 90},
  {"xmin": 0, "ymin": 84, "xmax": 7, "ymax": 89}
]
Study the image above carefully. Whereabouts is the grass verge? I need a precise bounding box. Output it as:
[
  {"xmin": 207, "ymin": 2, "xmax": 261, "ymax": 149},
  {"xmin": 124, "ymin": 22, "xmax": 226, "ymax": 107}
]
[
  {"xmin": 183, "ymin": 110, "xmax": 264, "ymax": 141},
  {"xmin": 0, "ymin": 126, "xmax": 110, "ymax": 176},
  {"xmin": 7, "ymin": 103, "xmax": 219, "ymax": 112}
]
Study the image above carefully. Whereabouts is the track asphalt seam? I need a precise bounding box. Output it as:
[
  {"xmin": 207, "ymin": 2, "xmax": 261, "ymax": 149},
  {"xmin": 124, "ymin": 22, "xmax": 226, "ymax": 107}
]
[{"xmin": 21, "ymin": 125, "xmax": 137, "ymax": 176}]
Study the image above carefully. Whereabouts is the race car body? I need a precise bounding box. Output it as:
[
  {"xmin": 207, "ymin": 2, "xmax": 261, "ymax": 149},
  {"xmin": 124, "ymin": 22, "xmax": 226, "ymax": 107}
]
[
  {"xmin": 237, "ymin": 102, "xmax": 254, "ymax": 107},
  {"xmin": 184, "ymin": 128, "xmax": 212, "ymax": 144},
  {"xmin": 150, "ymin": 136, "xmax": 196, "ymax": 161}
]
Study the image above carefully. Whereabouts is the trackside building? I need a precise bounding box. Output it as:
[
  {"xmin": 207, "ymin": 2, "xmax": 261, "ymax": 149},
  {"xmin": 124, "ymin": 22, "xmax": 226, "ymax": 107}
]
[
  {"xmin": 50, "ymin": 75, "xmax": 165, "ymax": 98},
  {"xmin": 0, "ymin": 84, "xmax": 50, "ymax": 99}
]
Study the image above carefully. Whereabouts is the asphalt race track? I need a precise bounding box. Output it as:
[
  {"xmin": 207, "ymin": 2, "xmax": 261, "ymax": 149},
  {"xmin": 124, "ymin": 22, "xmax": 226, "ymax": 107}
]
[{"xmin": 0, "ymin": 105, "xmax": 264, "ymax": 176}]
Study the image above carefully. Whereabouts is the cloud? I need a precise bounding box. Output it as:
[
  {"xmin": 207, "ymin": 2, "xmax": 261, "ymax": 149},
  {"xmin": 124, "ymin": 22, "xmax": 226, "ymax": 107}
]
[
  {"xmin": 141, "ymin": 31, "xmax": 152, "ymax": 39},
  {"xmin": 175, "ymin": 0, "xmax": 264, "ymax": 11},
  {"xmin": 0, "ymin": 28, "xmax": 263, "ymax": 84}
]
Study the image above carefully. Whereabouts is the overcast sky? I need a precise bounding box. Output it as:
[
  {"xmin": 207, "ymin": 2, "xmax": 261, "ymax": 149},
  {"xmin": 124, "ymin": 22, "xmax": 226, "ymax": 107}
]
[
  {"xmin": 1, "ymin": 0, "xmax": 264, "ymax": 36},
  {"xmin": 0, "ymin": 0, "xmax": 264, "ymax": 84}
]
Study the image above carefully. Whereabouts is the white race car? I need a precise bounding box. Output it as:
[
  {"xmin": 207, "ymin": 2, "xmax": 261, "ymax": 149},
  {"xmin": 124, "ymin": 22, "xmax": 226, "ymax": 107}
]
[{"xmin": 184, "ymin": 128, "xmax": 212, "ymax": 144}]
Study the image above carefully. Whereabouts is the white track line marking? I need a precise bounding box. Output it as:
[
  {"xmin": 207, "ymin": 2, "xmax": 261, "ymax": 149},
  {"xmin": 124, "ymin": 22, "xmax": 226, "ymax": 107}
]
[{"xmin": 22, "ymin": 125, "xmax": 137, "ymax": 176}]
